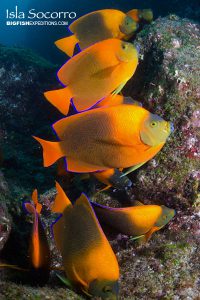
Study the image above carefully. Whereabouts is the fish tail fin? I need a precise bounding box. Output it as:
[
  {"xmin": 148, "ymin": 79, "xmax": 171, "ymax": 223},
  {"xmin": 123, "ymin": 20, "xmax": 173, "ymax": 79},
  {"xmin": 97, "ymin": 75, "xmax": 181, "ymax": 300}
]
[
  {"xmin": 32, "ymin": 189, "xmax": 42, "ymax": 214},
  {"xmin": 51, "ymin": 181, "xmax": 72, "ymax": 213},
  {"xmin": 33, "ymin": 136, "xmax": 64, "ymax": 167},
  {"xmin": 55, "ymin": 35, "xmax": 79, "ymax": 57},
  {"xmin": 44, "ymin": 87, "xmax": 72, "ymax": 115}
]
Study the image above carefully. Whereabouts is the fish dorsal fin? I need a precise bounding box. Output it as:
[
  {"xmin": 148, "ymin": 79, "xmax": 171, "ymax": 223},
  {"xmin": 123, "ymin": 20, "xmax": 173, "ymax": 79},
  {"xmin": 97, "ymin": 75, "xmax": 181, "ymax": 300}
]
[
  {"xmin": 51, "ymin": 181, "xmax": 72, "ymax": 213},
  {"xmin": 32, "ymin": 189, "xmax": 42, "ymax": 214},
  {"xmin": 133, "ymin": 200, "xmax": 144, "ymax": 206},
  {"xmin": 75, "ymin": 194, "xmax": 103, "ymax": 229},
  {"xmin": 75, "ymin": 193, "xmax": 92, "ymax": 210}
]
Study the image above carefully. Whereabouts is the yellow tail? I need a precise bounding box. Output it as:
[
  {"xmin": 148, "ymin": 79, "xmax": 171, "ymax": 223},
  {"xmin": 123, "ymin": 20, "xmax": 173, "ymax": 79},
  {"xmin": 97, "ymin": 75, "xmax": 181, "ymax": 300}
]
[
  {"xmin": 55, "ymin": 35, "xmax": 79, "ymax": 57},
  {"xmin": 33, "ymin": 136, "xmax": 64, "ymax": 167},
  {"xmin": 44, "ymin": 87, "xmax": 72, "ymax": 115}
]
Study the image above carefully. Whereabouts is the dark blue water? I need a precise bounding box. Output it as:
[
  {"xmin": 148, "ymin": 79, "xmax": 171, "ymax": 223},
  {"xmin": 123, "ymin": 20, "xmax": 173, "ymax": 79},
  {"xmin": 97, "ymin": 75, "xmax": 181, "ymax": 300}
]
[{"xmin": 0, "ymin": 0, "xmax": 199, "ymax": 63}]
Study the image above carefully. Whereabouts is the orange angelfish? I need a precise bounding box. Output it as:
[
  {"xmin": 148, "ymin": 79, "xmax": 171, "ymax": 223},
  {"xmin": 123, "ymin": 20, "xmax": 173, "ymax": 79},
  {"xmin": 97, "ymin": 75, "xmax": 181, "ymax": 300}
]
[
  {"xmin": 24, "ymin": 190, "xmax": 50, "ymax": 282},
  {"xmin": 44, "ymin": 39, "xmax": 138, "ymax": 114},
  {"xmin": 34, "ymin": 104, "xmax": 173, "ymax": 174},
  {"xmin": 51, "ymin": 182, "xmax": 119, "ymax": 299},
  {"xmin": 55, "ymin": 9, "xmax": 138, "ymax": 57},
  {"xmin": 91, "ymin": 201, "xmax": 175, "ymax": 242}
]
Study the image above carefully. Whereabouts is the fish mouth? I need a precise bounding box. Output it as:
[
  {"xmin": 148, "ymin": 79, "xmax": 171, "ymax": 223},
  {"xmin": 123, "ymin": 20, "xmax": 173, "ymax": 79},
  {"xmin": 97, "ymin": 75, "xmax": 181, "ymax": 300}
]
[{"xmin": 164, "ymin": 122, "xmax": 173, "ymax": 135}]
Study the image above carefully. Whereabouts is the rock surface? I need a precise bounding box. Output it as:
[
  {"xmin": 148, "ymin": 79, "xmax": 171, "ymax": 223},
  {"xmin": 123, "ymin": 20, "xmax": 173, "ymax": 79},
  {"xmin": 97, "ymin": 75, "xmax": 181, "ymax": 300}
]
[
  {"xmin": 124, "ymin": 15, "xmax": 200, "ymax": 209},
  {"xmin": 0, "ymin": 45, "xmax": 60, "ymax": 191},
  {"xmin": 0, "ymin": 171, "xmax": 12, "ymax": 252}
]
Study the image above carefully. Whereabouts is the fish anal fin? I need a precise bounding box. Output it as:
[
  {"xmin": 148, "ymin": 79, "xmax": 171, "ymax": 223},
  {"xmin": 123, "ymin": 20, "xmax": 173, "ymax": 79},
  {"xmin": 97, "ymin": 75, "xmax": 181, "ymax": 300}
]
[
  {"xmin": 55, "ymin": 35, "xmax": 79, "ymax": 57},
  {"xmin": 33, "ymin": 136, "xmax": 64, "ymax": 167},
  {"xmin": 67, "ymin": 158, "xmax": 104, "ymax": 173},
  {"xmin": 145, "ymin": 226, "xmax": 159, "ymax": 242},
  {"xmin": 52, "ymin": 181, "xmax": 72, "ymax": 213},
  {"xmin": 44, "ymin": 87, "xmax": 72, "ymax": 115}
]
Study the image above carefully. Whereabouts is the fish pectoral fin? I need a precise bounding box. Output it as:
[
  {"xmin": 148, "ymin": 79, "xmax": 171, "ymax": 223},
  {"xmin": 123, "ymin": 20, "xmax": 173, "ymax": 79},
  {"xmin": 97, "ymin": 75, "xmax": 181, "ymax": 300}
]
[
  {"xmin": 92, "ymin": 64, "xmax": 119, "ymax": 79},
  {"xmin": 121, "ymin": 161, "xmax": 147, "ymax": 177},
  {"xmin": 72, "ymin": 264, "xmax": 88, "ymax": 289},
  {"xmin": 44, "ymin": 87, "xmax": 72, "ymax": 115},
  {"xmin": 51, "ymin": 181, "xmax": 72, "ymax": 213},
  {"xmin": 144, "ymin": 227, "xmax": 159, "ymax": 242},
  {"xmin": 56, "ymin": 273, "xmax": 73, "ymax": 288},
  {"xmin": 112, "ymin": 81, "xmax": 128, "ymax": 95},
  {"xmin": 55, "ymin": 35, "xmax": 79, "ymax": 57}
]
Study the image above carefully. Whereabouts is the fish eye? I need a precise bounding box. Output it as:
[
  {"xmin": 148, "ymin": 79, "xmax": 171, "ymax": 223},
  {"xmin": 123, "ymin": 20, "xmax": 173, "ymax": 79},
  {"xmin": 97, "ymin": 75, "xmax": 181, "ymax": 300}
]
[
  {"xmin": 103, "ymin": 286, "xmax": 112, "ymax": 293},
  {"xmin": 122, "ymin": 43, "xmax": 127, "ymax": 50},
  {"xmin": 150, "ymin": 121, "xmax": 158, "ymax": 128}
]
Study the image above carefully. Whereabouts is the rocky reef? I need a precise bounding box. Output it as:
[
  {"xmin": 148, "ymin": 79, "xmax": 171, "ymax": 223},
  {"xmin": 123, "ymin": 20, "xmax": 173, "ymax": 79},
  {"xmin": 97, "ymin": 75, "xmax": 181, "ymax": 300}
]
[
  {"xmin": 124, "ymin": 15, "xmax": 200, "ymax": 209},
  {"xmin": 0, "ymin": 16, "xmax": 200, "ymax": 299}
]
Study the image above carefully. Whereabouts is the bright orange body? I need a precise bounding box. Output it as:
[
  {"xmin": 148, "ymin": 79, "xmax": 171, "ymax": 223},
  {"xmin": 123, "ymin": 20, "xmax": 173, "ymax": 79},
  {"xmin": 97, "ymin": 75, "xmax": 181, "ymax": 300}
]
[
  {"xmin": 53, "ymin": 105, "xmax": 164, "ymax": 172},
  {"xmin": 57, "ymin": 39, "xmax": 138, "ymax": 111},
  {"xmin": 92, "ymin": 203, "xmax": 163, "ymax": 237},
  {"xmin": 35, "ymin": 104, "xmax": 165, "ymax": 173},
  {"xmin": 52, "ymin": 183, "xmax": 119, "ymax": 294},
  {"xmin": 69, "ymin": 9, "xmax": 128, "ymax": 49},
  {"xmin": 24, "ymin": 191, "xmax": 50, "ymax": 272}
]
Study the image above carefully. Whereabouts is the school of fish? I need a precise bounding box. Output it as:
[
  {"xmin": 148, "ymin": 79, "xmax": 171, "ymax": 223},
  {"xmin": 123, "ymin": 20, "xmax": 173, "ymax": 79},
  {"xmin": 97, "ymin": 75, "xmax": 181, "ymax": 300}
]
[{"xmin": 1, "ymin": 7, "xmax": 177, "ymax": 299}]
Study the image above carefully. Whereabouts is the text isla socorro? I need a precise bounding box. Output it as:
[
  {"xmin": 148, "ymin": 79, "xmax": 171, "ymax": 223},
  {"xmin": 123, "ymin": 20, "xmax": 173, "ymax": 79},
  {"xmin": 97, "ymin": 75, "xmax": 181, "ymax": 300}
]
[{"xmin": 6, "ymin": 6, "xmax": 76, "ymax": 20}]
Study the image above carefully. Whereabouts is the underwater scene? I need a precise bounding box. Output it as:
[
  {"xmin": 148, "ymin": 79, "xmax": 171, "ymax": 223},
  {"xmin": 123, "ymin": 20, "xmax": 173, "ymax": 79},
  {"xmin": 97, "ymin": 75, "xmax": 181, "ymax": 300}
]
[{"xmin": 0, "ymin": 0, "xmax": 199, "ymax": 299}]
